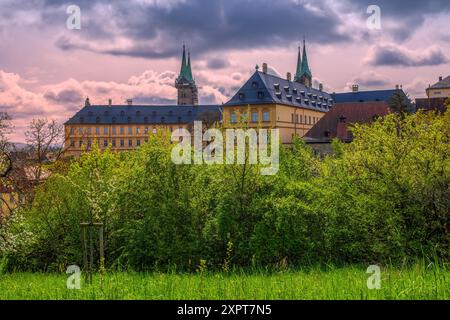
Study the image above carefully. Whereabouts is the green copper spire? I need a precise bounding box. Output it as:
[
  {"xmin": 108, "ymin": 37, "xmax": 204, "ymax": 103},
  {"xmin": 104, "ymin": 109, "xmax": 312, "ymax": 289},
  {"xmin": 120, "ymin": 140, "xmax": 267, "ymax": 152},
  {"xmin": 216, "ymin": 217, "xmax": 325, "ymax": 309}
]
[
  {"xmin": 295, "ymin": 45, "xmax": 302, "ymax": 81},
  {"xmin": 300, "ymin": 39, "xmax": 312, "ymax": 78},
  {"xmin": 187, "ymin": 50, "xmax": 193, "ymax": 81},
  {"xmin": 178, "ymin": 45, "xmax": 191, "ymax": 81}
]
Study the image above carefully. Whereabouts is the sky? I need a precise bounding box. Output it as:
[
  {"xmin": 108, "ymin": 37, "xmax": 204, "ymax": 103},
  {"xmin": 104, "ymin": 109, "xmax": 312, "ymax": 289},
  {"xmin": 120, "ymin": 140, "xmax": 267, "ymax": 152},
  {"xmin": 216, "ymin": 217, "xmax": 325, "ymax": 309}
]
[{"xmin": 0, "ymin": 0, "xmax": 449, "ymax": 142}]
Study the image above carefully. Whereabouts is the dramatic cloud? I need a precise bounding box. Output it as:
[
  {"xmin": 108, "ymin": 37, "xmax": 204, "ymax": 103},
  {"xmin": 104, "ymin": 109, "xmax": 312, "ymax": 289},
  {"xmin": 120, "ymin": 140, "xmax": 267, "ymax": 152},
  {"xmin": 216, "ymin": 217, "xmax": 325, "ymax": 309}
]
[
  {"xmin": 206, "ymin": 58, "xmax": 231, "ymax": 70},
  {"xmin": 344, "ymin": 0, "xmax": 450, "ymax": 40},
  {"xmin": 0, "ymin": 68, "xmax": 229, "ymax": 141},
  {"xmin": 365, "ymin": 44, "xmax": 449, "ymax": 67},
  {"xmin": 43, "ymin": 0, "xmax": 351, "ymax": 58},
  {"xmin": 346, "ymin": 71, "xmax": 391, "ymax": 90}
]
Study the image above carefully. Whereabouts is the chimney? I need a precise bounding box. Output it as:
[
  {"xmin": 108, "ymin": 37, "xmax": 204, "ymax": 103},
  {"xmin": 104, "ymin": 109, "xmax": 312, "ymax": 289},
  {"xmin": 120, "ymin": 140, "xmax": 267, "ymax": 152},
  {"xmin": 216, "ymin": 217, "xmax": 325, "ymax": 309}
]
[
  {"xmin": 352, "ymin": 84, "xmax": 359, "ymax": 93},
  {"xmin": 126, "ymin": 99, "xmax": 133, "ymax": 106},
  {"xmin": 287, "ymin": 72, "xmax": 292, "ymax": 81},
  {"xmin": 395, "ymin": 84, "xmax": 399, "ymax": 90},
  {"xmin": 439, "ymin": 76, "xmax": 443, "ymax": 82},
  {"xmin": 108, "ymin": 99, "xmax": 112, "ymax": 107},
  {"xmin": 319, "ymin": 83, "xmax": 323, "ymax": 92},
  {"xmin": 262, "ymin": 63, "xmax": 268, "ymax": 74}
]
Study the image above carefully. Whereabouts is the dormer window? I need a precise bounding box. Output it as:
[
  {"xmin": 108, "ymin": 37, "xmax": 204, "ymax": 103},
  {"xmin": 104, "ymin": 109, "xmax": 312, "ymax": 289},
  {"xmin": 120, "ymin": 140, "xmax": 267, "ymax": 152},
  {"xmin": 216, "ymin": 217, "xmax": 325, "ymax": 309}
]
[
  {"xmin": 295, "ymin": 97, "xmax": 301, "ymax": 103},
  {"xmin": 252, "ymin": 81, "xmax": 258, "ymax": 89},
  {"xmin": 274, "ymin": 84, "xmax": 280, "ymax": 90},
  {"xmin": 257, "ymin": 91, "xmax": 264, "ymax": 99},
  {"xmin": 293, "ymin": 88, "xmax": 298, "ymax": 95},
  {"xmin": 286, "ymin": 95, "xmax": 292, "ymax": 101},
  {"xmin": 239, "ymin": 93, "xmax": 245, "ymax": 100},
  {"xmin": 275, "ymin": 92, "xmax": 282, "ymax": 99},
  {"xmin": 300, "ymin": 91, "xmax": 305, "ymax": 96},
  {"xmin": 127, "ymin": 116, "xmax": 131, "ymax": 123},
  {"xmin": 284, "ymin": 86, "xmax": 289, "ymax": 92}
]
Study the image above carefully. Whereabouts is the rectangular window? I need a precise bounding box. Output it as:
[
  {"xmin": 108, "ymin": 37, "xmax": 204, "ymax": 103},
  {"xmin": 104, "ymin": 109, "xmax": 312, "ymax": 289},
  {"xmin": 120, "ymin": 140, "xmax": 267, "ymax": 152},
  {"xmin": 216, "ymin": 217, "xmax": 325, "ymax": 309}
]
[
  {"xmin": 70, "ymin": 127, "xmax": 75, "ymax": 135},
  {"xmin": 263, "ymin": 111, "xmax": 270, "ymax": 122},
  {"xmin": 70, "ymin": 140, "xmax": 75, "ymax": 147},
  {"xmin": 144, "ymin": 127, "xmax": 149, "ymax": 134},
  {"xmin": 241, "ymin": 112, "xmax": 248, "ymax": 122},
  {"xmin": 79, "ymin": 128, "xmax": 83, "ymax": 135},
  {"xmin": 136, "ymin": 139, "xmax": 141, "ymax": 147},
  {"xmin": 96, "ymin": 127, "xmax": 100, "ymax": 135},
  {"xmin": 296, "ymin": 115, "xmax": 299, "ymax": 123},
  {"xmin": 136, "ymin": 127, "xmax": 141, "ymax": 134},
  {"xmin": 79, "ymin": 140, "xmax": 83, "ymax": 147},
  {"xmin": 128, "ymin": 127, "xmax": 132, "ymax": 134},
  {"xmin": 104, "ymin": 127, "xmax": 109, "ymax": 134},
  {"xmin": 120, "ymin": 127, "xmax": 124, "ymax": 135},
  {"xmin": 120, "ymin": 139, "xmax": 124, "ymax": 147},
  {"xmin": 152, "ymin": 128, "xmax": 157, "ymax": 134},
  {"xmin": 104, "ymin": 140, "xmax": 108, "ymax": 147},
  {"xmin": 252, "ymin": 112, "xmax": 258, "ymax": 123},
  {"xmin": 128, "ymin": 139, "xmax": 133, "ymax": 147},
  {"xmin": 309, "ymin": 116, "xmax": 311, "ymax": 125},
  {"xmin": 87, "ymin": 127, "xmax": 91, "ymax": 135},
  {"xmin": 112, "ymin": 127, "xmax": 117, "ymax": 135},
  {"xmin": 230, "ymin": 111, "xmax": 237, "ymax": 124},
  {"xmin": 291, "ymin": 114, "xmax": 294, "ymax": 123},
  {"xmin": 299, "ymin": 115, "xmax": 302, "ymax": 124},
  {"xmin": 87, "ymin": 139, "xmax": 92, "ymax": 148},
  {"xmin": 112, "ymin": 139, "xmax": 116, "ymax": 147}
]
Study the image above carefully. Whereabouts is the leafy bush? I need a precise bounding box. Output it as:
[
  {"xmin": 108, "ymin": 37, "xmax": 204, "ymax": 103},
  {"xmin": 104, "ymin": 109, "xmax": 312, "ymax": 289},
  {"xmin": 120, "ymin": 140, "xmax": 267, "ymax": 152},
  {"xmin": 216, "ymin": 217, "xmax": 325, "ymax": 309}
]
[{"xmin": 1, "ymin": 111, "xmax": 448, "ymax": 271}]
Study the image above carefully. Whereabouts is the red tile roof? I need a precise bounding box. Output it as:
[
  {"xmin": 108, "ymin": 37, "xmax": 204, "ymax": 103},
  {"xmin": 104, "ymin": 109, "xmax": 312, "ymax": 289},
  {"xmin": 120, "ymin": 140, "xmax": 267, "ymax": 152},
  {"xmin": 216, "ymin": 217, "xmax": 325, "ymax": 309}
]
[{"xmin": 305, "ymin": 102, "xmax": 390, "ymax": 141}]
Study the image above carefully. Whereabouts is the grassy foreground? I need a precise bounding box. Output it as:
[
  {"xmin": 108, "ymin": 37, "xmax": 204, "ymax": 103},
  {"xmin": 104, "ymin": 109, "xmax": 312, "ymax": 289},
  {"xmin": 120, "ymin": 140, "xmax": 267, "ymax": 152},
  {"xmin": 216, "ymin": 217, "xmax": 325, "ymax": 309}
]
[{"xmin": 0, "ymin": 263, "xmax": 448, "ymax": 300}]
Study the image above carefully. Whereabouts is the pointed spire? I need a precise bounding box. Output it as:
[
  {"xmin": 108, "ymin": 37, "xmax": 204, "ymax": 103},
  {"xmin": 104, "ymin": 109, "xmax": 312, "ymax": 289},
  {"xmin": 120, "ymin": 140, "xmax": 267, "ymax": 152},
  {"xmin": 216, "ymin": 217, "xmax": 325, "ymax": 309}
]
[
  {"xmin": 187, "ymin": 50, "xmax": 193, "ymax": 81},
  {"xmin": 294, "ymin": 44, "xmax": 302, "ymax": 81},
  {"xmin": 178, "ymin": 44, "xmax": 194, "ymax": 82},
  {"xmin": 180, "ymin": 44, "xmax": 187, "ymax": 75},
  {"xmin": 301, "ymin": 39, "xmax": 312, "ymax": 78}
]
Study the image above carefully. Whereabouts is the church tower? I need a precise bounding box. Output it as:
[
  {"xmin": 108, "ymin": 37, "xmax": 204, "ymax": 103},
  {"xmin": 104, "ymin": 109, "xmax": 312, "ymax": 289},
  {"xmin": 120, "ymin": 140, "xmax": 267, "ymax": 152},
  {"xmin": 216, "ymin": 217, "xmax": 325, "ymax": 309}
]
[
  {"xmin": 294, "ymin": 39, "xmax": 312, "ymax": 88},
  {"xmin": 175, "ymin": 45, "xmax": 198, "ymax": 105}
]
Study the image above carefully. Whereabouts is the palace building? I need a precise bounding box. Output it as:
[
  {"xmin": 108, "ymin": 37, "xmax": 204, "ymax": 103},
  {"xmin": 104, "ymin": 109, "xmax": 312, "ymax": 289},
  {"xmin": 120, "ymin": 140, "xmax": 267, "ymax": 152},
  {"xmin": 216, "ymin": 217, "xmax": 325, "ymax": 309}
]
[
  {"xmin": 64, "ymin": 46, "xmax": 221, "ymax": 157},
  {"xmin": 65, "ymin": 41, "xmax": 413, "ymax": 155},
  {"xmin": 223, "ymin": 40, "xmax": 333, "ymax": 144}
]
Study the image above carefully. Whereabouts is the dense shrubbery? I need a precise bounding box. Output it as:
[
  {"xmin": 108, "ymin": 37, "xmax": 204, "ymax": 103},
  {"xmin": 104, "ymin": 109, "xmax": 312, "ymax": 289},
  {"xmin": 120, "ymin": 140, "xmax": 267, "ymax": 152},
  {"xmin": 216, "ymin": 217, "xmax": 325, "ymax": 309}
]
[{"xmin": 0, "ymin": 111, "xmax": 449, "ymax": 272}]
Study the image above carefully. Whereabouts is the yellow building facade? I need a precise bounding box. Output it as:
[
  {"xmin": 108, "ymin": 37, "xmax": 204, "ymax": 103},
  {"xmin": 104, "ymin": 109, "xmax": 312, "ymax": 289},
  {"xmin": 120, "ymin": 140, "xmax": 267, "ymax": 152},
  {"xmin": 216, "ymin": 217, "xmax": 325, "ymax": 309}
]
[
  {"xmin": 223, "ymin": 103, "xmax": 325, "ymax": 145},
  {"xmin": 64, "ymin": 122, "xmax": 189, "ymax": 157}
]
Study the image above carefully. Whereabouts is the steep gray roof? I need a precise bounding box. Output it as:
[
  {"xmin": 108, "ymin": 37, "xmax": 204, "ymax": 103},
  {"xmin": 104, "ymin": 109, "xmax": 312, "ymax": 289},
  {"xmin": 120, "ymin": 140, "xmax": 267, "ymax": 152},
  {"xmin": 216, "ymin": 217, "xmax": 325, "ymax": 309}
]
[
  {"xmin": 65, "ymin": 105, "xmax": 222, "ymax": 125},
  {"xmin": 225, "ymin": 71, "xmax": 333, "ymax": 111}
]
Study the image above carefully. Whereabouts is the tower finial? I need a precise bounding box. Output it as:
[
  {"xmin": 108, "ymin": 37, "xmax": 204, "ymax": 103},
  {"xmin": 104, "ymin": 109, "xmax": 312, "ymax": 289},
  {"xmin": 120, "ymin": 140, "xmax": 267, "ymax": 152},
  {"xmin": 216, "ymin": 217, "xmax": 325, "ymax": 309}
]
[
  {"xmin": 294, "ymin": 43, "xmax": 302, "ymax": 81},
  {"xmin": 187, "ymin": 48, "xmax": 193, "ymax": 81}
]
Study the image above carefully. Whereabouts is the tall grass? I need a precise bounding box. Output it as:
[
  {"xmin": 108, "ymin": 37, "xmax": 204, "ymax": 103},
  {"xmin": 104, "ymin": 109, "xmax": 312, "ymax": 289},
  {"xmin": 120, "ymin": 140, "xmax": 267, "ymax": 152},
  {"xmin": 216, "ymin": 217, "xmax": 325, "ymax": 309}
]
[{"xmin": 0, "ymin": 261, "xmax": 448, "ymax": 300}]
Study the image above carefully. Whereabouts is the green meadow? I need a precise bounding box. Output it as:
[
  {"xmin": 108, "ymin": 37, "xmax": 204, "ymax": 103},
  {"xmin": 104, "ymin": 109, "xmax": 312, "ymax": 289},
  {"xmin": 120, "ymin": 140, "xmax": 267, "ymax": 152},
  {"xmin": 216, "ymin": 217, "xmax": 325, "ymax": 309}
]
[{"xmin": 1, "ymin": 263, "xmax": 448, "ymax": 300}]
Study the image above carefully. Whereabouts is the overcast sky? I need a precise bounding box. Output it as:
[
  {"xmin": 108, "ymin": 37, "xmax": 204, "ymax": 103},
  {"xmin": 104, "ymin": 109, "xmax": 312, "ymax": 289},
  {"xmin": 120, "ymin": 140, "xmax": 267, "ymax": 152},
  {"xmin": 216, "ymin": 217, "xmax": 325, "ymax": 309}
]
[{"xmin": 1, "ymin": 0, "xmax": 449, "ymax": 142}]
